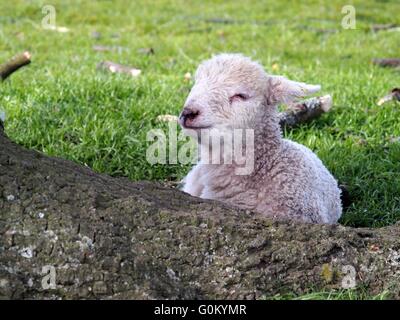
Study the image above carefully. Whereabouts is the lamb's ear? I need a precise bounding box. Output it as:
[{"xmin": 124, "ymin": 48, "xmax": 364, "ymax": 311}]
[{"xmin": 265, "ymin": 75, "xmax": 321, "ymax": 105}]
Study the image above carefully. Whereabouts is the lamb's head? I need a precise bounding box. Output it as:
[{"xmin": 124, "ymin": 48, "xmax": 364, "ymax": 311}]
[{"xmin": 179, "ymin": 53, "xmax": 320, "ymax": 136}]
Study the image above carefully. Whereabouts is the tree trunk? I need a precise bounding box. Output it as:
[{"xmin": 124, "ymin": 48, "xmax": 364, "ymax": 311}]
[{"xmin": 1, "ymin": 125, "xmax": 400, "ymax": 300}]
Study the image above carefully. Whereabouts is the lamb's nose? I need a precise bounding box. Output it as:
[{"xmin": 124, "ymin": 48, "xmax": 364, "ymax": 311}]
[{"xmin": 179, "ymin": 107, "xmax": 199, "ymax": 125}]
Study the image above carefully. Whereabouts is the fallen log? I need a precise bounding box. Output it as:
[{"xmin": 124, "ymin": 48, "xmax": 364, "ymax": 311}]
[
  {"xmin": 0, "ymin": 52, "xmax": 31, "ymax": 81},
  {"xmin": 1, "ymin": 121, "xmax": 400, "ymax": 299}
]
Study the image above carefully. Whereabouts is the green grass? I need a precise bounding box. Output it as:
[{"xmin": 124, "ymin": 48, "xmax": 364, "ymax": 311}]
[
  {"xmin": 266, "ymin": 289, "xmax": 391, "ymax": 300},
  {"xmin": 1, "ymin": 0, "xmax": 399, "ymax": 229}
]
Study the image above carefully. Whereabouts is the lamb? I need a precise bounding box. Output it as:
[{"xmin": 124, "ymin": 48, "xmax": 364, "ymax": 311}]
[{"xmin": 178, "ymin": 53, "xmax": 342, "ymax": 224}]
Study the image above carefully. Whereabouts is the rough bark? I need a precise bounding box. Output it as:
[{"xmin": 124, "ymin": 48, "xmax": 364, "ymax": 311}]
[{"xmin": 1, "ymin": 123, "xmax": 400, "ymax": 300}]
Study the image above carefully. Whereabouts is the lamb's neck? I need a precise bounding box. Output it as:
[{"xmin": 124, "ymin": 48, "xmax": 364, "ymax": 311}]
[
  {"xmin": 196, "ymin": 110, "xmax": 282, "ymax": 174},
  {"xmin": 253, "ymin": 109, "xmax": 282, "ymax": 160}
]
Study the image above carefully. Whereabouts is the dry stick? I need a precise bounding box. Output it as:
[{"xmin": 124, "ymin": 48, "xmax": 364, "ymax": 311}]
[
  {"xmin": 137, "ymin": 47, "xmax": 155, "ymax": 55},
  {"xmin": 378, "ymin": 88, "xmax": 400, "ymax": 106},
  {"xmin": 279, "ymin": 95, "xmax": 332, "ymax": 129},
  {"xmin": 0, "ymin": 51, "xmax": 31, "ymax": 81},
  {"xmin": 370, "ymin": 24, "xmax": 399, "ymax": 32},
  {"xmin": 372, "ymin": 58, "xmax": 400, "ymax": 68},
  {"xmin": 97, "ymin": 61, "xmax": 141, "ymax": 77},
  {"xmin": 92, "ymin": 45, "xmax": 128, "ymax": 53}
]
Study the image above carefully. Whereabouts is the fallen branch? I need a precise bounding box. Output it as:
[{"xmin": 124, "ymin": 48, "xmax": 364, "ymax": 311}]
[
  {"xmin": 370, "ymin": 24, "xmax": 399, "ymax": 32},
  {"xmin": 279, "ymin": 95, "xmax": 332, "ymax": 128},
  {"xmin": 97, "ymin": 61, "xmax": 141, "ymax": 77},
  {"xmin": 137, "ymin": 47, "xmax": 155, "ymax": 55},
  {"xmin": 296, "ymin": 26, "xmax": 337, "ymax": 34},
  {"xmin": 378, "ymin": 88, "xmax": 400, "ymax": 106},
  {"xmin": 1, "ymin": 125, "xmax": 400, "ymax": 299},
  {"xmin": 0, "ymin": 52, "xmax": 31, "ymax": 81},
  {"xmin": 204, "ymin": 17, "xmax": 246, "ymax": 25},
  {"xmin": 93, "ymin": 45, "xmax": 128, "ymax": 53},
  {"xmin": 372, "ymin": 58, "xmax": 400, "ymax": 69}
]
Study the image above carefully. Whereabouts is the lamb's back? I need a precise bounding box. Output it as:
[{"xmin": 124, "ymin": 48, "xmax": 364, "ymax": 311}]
[{"xmin": 256, "ymin": 139, "xmax": 342, "ymax": 223}]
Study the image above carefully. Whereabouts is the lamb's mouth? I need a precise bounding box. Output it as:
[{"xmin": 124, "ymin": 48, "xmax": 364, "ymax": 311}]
[{"xmin": 182, "ymin": 125, "xmax": 212, "ymax": 130}]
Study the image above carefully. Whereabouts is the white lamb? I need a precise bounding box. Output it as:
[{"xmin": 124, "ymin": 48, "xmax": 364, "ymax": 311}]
[{"xmin": 178, "ymin": 53, "xmax": 342, "ymax": 224}]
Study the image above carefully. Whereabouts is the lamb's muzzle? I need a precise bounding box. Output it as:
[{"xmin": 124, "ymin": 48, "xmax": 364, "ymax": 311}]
[
  {"xmin": 179, "ymin": 107, "xmax": 201, "ymax": 129},
  {"xmin": 179, "ymin": 53, "xmax": 342, "ymax": 224}
]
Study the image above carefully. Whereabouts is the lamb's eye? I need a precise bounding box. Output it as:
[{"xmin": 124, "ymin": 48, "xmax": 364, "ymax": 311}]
[{"xmin": 229, "ymin": 93, "xmax": 249, "ymax": 104}]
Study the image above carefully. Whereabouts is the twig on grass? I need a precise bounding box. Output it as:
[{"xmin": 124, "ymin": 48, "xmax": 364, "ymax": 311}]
[
  {"xmin": 370, "ymin": 24, "xmax": 399, "ymax": 32},
  {"xmin": 372, "ymin": 58, "xmax": 400, "ymax": 69},
  {"xmin": 377, "ymin": 88, "xmax": 400, "ymax": 106},
  {"xmin": 97, "ymin": 61, "xmax": 141, "ymax": 77},
  {"xmin": 279, "ymin": 95, "xmax": 333, "ymax": 129}
]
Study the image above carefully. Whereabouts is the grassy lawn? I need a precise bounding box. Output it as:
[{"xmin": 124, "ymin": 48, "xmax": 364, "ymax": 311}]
[
  {"xmin": 266, "ymin": 288, "xmax": 390, "ymax": 300},
  {"xmin": 0, "ymin": 0, "xmax": 399, "ymax": 231}
]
